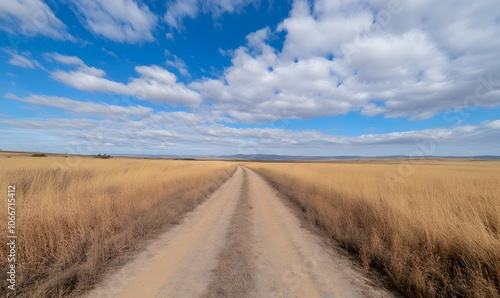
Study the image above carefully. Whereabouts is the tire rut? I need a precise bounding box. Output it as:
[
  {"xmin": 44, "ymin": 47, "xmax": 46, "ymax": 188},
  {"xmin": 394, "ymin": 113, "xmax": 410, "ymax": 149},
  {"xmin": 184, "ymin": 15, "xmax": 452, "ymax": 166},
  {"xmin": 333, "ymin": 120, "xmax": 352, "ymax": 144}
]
[{"xmin": 84, "ymin": 167, "xmax": 396, "ymax": 298}]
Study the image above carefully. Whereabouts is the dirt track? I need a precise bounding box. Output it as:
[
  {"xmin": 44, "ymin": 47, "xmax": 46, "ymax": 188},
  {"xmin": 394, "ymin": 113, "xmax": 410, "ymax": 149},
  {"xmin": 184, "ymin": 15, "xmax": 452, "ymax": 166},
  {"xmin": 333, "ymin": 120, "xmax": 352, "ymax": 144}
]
[{"xmin": 86, "ymin": 167, "xmax": 394, "ymax": 298}]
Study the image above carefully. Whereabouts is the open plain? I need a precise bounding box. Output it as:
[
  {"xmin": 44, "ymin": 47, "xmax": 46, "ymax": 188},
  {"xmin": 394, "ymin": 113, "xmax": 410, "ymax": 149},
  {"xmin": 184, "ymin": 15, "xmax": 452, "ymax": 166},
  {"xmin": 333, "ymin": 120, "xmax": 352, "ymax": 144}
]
[{"xmin": 1, "ymin": 156, "xmax": 499, "ymax": 297}]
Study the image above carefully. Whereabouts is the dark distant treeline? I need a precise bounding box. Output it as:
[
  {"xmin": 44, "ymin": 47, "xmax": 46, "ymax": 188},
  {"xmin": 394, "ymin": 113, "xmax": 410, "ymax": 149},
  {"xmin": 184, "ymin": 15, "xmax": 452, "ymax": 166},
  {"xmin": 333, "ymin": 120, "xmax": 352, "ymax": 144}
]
[{"xmin": 92, "ymin": 154, "xmax": 112, "ymax": 159}]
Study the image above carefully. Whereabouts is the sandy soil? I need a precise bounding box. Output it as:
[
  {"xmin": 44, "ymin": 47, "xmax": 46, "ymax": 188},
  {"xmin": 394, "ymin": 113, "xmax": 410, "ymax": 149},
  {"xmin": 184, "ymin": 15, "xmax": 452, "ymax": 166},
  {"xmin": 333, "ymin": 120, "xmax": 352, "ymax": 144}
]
[
  {"xmin": 85, "ymin": 167, "xmax": 394, "ymax": 298},
  {"xmin": 245, "ymin": 168, "xmax": 392, "ymax": 298}
]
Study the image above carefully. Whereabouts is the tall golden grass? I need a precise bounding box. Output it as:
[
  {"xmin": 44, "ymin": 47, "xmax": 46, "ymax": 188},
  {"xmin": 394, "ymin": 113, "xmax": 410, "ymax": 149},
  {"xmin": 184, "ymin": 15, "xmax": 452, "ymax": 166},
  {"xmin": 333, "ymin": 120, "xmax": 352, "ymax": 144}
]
[
  {"xmin": 249, "ymin": 160, "xmax": 500, "ymax": 297},
  {"xmin": 0, "ymin": 156, "xmax": 236, "ymax": 296}
]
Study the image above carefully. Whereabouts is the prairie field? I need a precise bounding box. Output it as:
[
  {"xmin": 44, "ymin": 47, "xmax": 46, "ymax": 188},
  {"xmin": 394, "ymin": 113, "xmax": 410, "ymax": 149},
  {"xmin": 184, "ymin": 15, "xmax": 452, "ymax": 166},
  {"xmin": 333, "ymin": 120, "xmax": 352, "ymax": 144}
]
[
  {"xmin": 249, "ymin": 160, "xmax": 500, "ymax": 297},
  {"xmin": 0, "ymin": 156, "xmax": 236, "ymax": 296},
  {"xmin": 2, "ymin": 156, "xmax": 499, "ymax": 297}
]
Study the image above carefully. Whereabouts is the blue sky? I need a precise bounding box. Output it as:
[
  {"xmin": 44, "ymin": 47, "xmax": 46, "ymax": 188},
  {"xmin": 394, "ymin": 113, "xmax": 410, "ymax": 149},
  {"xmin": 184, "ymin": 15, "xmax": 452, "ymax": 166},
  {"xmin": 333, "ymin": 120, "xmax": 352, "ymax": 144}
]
[{"xmin": 1, "ymin": 0, "xmax": 500, "ymax": 156}]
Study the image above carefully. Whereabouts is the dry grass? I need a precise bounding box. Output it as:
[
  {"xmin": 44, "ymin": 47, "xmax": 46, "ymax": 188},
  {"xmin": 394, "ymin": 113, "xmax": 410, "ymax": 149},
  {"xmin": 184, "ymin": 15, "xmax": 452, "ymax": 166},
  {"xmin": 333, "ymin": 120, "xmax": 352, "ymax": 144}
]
[
  {"xmin": 0, "ymin": 156, "xmax": 236, "ymax": 297},
  {"xmin": 248, "ymin": 160, "xmax": 500, "ymax": 297}
]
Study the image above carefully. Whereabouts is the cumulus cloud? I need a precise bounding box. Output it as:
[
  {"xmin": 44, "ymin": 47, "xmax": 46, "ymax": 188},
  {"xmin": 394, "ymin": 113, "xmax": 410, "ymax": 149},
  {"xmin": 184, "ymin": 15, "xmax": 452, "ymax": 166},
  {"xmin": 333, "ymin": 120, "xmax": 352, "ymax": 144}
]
[
  {"xmin": 165, "ymin": 0, "xmax": 258, "ymax": 29},
  {"xmin": 47, "ymin": 54, "xmax": 201, "ymax": 106},
  {"xmin": 71, "ymin": 0, "xmax": 157, "ymax": 43},
  {"xmin": 0, "ymin": 0, "xmax": 73, "ymax": 40},
  {"xmin": 4, "ymin": 0, "xmax": 500, "ymax": 156},
  {"xmin": 127, "ymin": 65, "xmax": 201, "ymax": 105},
  {"xmin": 50, "ymin": 55, "xmax": 129, "ymax": 94},
  {"xmin": 192, "ymin": 0, "xmax": 500, "ymax": 122}
]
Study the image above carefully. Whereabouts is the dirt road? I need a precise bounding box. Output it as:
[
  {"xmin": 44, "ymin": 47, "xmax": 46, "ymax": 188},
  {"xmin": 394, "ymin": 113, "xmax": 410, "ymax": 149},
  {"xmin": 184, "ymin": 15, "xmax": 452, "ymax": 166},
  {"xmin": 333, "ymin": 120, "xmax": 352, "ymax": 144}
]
[{"xmin": 86, "ymin": 167, "xmax": 394, "ymax": 298}]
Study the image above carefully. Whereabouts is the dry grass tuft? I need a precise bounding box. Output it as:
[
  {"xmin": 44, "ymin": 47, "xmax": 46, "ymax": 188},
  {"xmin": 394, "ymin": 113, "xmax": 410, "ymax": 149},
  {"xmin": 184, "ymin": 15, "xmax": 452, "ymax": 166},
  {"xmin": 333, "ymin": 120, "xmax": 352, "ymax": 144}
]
[
  {"xmin": 249, "ymin": 160, "xmax": 500, "ymax": 297},
  {"xmin": 0, "ymin": 156, "xmax": 236, "ymax": 297}
]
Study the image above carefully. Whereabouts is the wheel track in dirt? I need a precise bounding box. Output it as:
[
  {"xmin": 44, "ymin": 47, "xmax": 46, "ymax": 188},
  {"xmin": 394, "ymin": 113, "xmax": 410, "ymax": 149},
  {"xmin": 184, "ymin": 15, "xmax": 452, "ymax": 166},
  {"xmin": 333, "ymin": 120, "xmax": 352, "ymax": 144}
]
[{"xmin": 85, "ymin": 167, "xmax": 394, "ymax": 298}]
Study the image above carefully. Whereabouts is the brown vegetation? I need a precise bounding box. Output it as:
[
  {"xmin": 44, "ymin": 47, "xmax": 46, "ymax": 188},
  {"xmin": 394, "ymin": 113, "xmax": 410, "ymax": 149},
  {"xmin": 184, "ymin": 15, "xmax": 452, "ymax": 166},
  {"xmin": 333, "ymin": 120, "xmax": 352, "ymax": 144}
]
[
  {"xmin": 0, "ymin": 156, "xmax": 236, "ymax": 297},
  {"xmin": 249, "ymin": 160, "xmax": 500, "ymax": 297}
]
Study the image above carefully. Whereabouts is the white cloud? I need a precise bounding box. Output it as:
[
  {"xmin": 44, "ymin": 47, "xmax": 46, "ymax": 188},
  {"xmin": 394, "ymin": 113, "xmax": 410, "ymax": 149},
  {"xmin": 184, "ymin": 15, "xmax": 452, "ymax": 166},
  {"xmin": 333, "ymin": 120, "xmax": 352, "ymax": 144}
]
[
  {"xmin": 165, "ymin": 0, "xmax": 258, "ymax": 29},
  {"xmin": 192, "ymin": 0, "xmax": 500, "ymax": 122},
  {"xmin": 165, "ymin": 55, "xmax": 189, "ymax": 77},
  {"xmin": 71, "ymin": 0, "xmax": 157, "ymax": 43},
  {"xmin": 165, "ymin": 32, "xmax": 174, "ymax": 40},
  {"xmin": 4, "ymin": 49, "xmax": 44, "ymax": 69},
  {"xmin": 101, "ymin": 48, "xmax": 119, "ymax": 59},
  {"xmin": 45, "ymin": 52, "xmax": 85, "ymax": 66},
  {"xmin": 5, "ymin": 93, "xmax": 152, "ymax": 119},
  {"xmin": 277, "ymin": 0, "xmax": 372, "ymax": 59},
  {"xmin": 128, "ymin": 65, "xmax": 201, "ymax": 105},
  {"xmin": 48, "ymin": 54, "xmax": 201, "ymax": 106},
  {"xmin": 0, "ymin": 0, "xmax": 73, "ymax": 40},
  {"xmin": 9, "ymin": 53, "xmax": 36, "ymax": 69},
  {"xmin": 2, "ymin": 110, "xmax": 500, "ymax": 155},
  {"xmin": 50, "ymin": 57, "xmax": 128, "ymax": 93}
]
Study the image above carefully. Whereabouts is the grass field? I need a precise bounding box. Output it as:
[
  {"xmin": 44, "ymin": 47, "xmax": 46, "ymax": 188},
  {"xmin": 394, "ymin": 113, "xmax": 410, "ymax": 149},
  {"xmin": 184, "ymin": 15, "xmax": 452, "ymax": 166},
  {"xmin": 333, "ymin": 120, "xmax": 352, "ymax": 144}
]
[
  {"xmin": 2, "ymin": 155, "xmax": 499, "ymax": 297},
  {"xmin": 249, "ymin": 160, "xmax": 500, "ymax": 297},
  {"xmin": 0, "ymin": 156, "xmax": 236, "ymax": 296}
]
